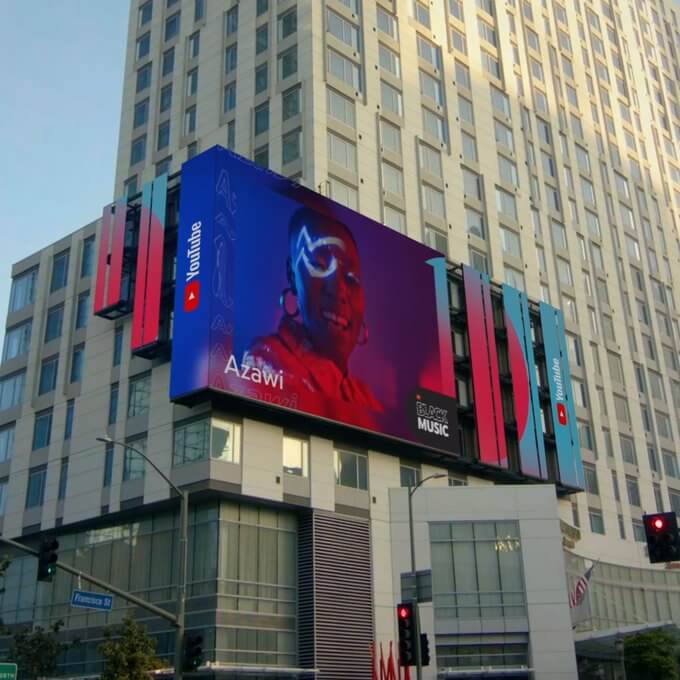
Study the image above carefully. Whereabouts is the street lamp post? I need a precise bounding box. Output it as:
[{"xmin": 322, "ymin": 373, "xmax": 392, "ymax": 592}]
[
  {"xmin": 97, "ymin": 435, "xmax": 189, "ymax": 680},
  {"xmin": 407, "ymin": 472, "xmax": 447, "ymax": 680}
]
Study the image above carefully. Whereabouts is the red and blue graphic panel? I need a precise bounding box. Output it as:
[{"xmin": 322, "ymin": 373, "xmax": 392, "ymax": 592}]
[
  {"xmin": 540, "ymin": 302, "xmax": 584, "ymax": 489},
  {"xmin": 94, "ymin": 197, "xmax": 127, "ymax": 315},
  {"xmin": 502, "ymin": 285, "xmax": 547, "ymax": 480},
  {"xmin": 170, "ymin": 146, "xmax": 458, "ymax": 456},
  {"xmin": 463, "ymin": 266, "xmax": 507, "ymax": 468},
  {"xmin": 131, "ymin": 175, "xmax": 168, "ymax": 351}
]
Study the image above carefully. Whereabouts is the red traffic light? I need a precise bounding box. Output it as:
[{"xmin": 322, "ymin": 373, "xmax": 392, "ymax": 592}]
[
  {"xmin": 398, "ymin": 606, "xmax": 411, "ymax": 619},
  {"xmin": 653, "ymin": 517, "xmax": 665, "ymax": 530}
]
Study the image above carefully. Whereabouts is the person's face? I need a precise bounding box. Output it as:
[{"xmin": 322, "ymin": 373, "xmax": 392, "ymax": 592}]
[{"xmin": 290, "ymin": 218, "xmax": 364, "ymax": 371}]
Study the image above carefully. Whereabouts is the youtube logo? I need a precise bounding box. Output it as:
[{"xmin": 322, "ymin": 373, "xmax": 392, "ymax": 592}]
[
  {"xmin": 556, "ymin": 403, "xmax": 567, "ymax": 426},
  {"xmin": 184, "ymin": 281, "xmax": 200, "ymax": 312}
]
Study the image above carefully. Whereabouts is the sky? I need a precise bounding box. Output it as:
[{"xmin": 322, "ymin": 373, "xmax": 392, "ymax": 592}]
[{"xmin": 0, "ymin": 2, "xmax": 129, "ymax": 337}]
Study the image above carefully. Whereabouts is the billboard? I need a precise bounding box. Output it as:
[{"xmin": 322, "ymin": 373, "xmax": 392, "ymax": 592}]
[{"xmin": 170, "ymin": 147, "xmax": 459, "ymax": 456}]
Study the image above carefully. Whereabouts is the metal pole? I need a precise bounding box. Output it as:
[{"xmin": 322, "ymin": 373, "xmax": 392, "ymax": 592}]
[
  {"xmin": 173, "ymin": 490, "xmax": 189, "ymax": 680},
  {"xmin": 97, "ymin": 436, "xmax": 188, "ymax": 679},
  {"xmin": 408, "ymin": 487, "xmax": 422, "ymax": 680}
]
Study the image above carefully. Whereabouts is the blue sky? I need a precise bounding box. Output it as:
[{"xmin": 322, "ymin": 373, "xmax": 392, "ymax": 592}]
[{"xmin": 0, "ymin": 2, "xmax": 129, "ymax": 335}]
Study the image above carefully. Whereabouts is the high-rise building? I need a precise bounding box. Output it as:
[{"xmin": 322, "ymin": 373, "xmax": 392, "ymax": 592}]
[{"xmin": 2, "ymin": 0, "xmax": 680, "ymax": 677}]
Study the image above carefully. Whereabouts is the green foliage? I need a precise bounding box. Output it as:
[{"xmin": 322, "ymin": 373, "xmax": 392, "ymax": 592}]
[
  {"xmin": 98, "ymin": 616, "xmax": 162, "ymax": 680},
  {"xmin": 7, "ymin": 620, "xmax": 74, "ymax": 680},
  {"xmin": 625, "ymin": 629, "xmax": 680, "ymax": 680}
]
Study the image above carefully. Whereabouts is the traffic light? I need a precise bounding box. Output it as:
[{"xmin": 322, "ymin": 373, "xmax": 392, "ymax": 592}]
[
  {"xmin": 183, "ymin": 632, "xmax": 204, "ymax": 671},
  {"xmin": 643, "ymin": 512, "xmax": 680, "ymax": 563},
  {"xmin": 420, "ymin": 632, "xmax": 430, "ymax": 667},
  {"xmin": 37, "ymin": 537, "xmax": 59, "ymax": 582},
  {"xmin": 396, "ymin": 602, "xmax": 416, "ymax": 667}
]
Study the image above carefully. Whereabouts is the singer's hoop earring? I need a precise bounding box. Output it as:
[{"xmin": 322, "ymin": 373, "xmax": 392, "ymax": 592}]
[
  {"xmin": 280, "ymin": 287, "xmax": 299, "ymax": 318},
  {"xmin": 357, "ymin": 321, "xmax": 369, "ymax": 346}
]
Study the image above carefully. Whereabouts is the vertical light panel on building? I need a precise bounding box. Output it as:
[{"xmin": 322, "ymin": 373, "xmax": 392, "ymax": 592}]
[
  {"xmin": 539, "ymin": 302, "xmax": 584, "ymax": 489},
  {"xmin": 131, "ymin": 175, "xmax": 168, "ymax": 351},
  {"xmin": 463, "ymin": 266, "xmax": 508, "ymax": 468},
  {"xmin": 93, "ymin": 198, "xmax": 127, "ymax": 314},
  {"xmin": 428, "ymin": 257, "xmax": 456, "ymax": 398},
  {"xmin": 502, "ymin": 285, "xmax": 547, "ymax": 480}
]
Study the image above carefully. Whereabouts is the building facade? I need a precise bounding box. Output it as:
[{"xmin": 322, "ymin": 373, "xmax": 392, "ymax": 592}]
[{"xmin": 2, "ymin": 0, "xmax": 680, "ymax": 677}]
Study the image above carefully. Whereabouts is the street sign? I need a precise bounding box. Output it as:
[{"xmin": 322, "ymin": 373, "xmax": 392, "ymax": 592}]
[
  {"xmin": 0, "ymin": 663, "xmax": 17, "ymax": 680},
  {"xmin": 71, "ymin": 589, "xmax": 113, "ymax": 611}
]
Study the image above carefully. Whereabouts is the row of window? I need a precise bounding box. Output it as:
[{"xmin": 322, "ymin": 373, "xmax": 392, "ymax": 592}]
[{"xmin": 8, "ymin": 238, "xmax": 94, "ymax": 314}]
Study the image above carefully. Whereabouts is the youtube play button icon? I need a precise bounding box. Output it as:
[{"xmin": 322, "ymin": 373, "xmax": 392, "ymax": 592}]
[{"xmin": 184, "ymin": 281, "xmax": 200, "ymax": 312}]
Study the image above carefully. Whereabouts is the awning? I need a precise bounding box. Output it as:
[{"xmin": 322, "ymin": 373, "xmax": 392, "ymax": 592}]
[{"xmin": 574, "ymin": 621, "xmax": 677, "ymax": 661}]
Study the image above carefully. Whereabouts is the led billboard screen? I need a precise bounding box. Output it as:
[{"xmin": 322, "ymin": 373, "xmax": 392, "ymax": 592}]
[{"xmin": 170, "ymin": 147, "xmax": 458, "ymax": 455}]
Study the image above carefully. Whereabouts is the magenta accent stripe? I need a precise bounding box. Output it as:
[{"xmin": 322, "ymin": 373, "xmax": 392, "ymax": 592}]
[
  {"xmin": 131, "ymin": 184, "xmax": 152, "ymax": 350},
  {"xmin": 106, "ymin": 199, "xmax": 127, "ymax": 308},
  {"xmin": 94, "ymin": 203, "xmax": 113, "ymax": 313}
]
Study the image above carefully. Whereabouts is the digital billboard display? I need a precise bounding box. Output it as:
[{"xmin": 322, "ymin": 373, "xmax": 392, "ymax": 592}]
[{"xmin": 170, "ymin": 147, "xmax": 459, "ymax": 456}]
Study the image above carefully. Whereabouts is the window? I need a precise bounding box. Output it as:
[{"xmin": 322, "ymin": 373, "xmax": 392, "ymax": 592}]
[
  {"xmin": 0, "ymin": 371, "xmax": 25, "ymax": 411},
  {"xmin": 162, "ymin": 47, "xmax": 175, "ymax": 76},
  {"xmin": 188, "ymin": 31, "xmax": 200, "ymax": 59},
  {"xmin": 417, "ymin": 35, "xmax": 442, "ymax": 69},
  {"xmin": 136, "ymin": 63, "xmax": 152, "ymax": 92},
  {"xmin": 380, "ymin": 119, "xmax": 401, "ymax": 154},
  {"xmin": 384, "ymin": 205, "xmax": 406, "ymax": 233},
  {"xmin": 139, "ymin": 1, "xmax": 152, "ymax": 26},
  {"xmin": 422, "ymin": 185, "xmax": 445, "ymax": 217},
  {"xmin": 108, "ymin": 383, "xmax": 119, "ymax": 426},
  {"xmin": 103, "ymin": 443, "xmax": 114, "ymax": 487},
  {"xmin": 500, "ymin": 227, "xmax": 521, "ymax": 258},
  {"xmin": 212, "ymin": 419, "xmax": 241, "ymax": 462},
  {"xmin": 382, "ymin": 162, "xmax": 404, "ymax": 195},
  {"xmin": 225, "ymin": 5, "xmax": 238, "ymax": 35},
  {"xmin": 632, "ymin": 520, "xmax": 646, "ymax": 542},
  {"xmin": 498, "ymin": 156, "xmax": 518, "ymax": 187},
  {"xmin": 173, "ymin": 418, "xmax": 210, "ymax": 465},
  {"xmin": 423, "ymin": 108, "xmax": 447, "ymax": 143},
  {"xmin": 194, "ymin": 0, "xmax": 205, "ymax": 22},
  {"xmin": 455, "ymin": 60, "xmax": 471, "ymax": 89},
  {"xmin": 377, "ymin": 7, "xmax": 398, "ymax": 40},
  {"xmin": 227, "ymin": 121, "xmax": 235, "ymax": 150},
  {"xmin": 282, "ymin": 129, "xmax": 301, "ymax": 164},
  {"xmin": 279, "ymin": 8, "xmax": 297, "ymax": 40},
  {"xmin": 70, "ymin": 344, "xmax": 85, "ymax": 383},
  {"xmin": 414, "ymin": 0, "xmax": 431, "ymax": 28},
  {"xmin": 32, "ymin": 409, "xmax": 53, "ymax": 450},
  {"xmin": 620, "ymin": 435, "xmax": 636, "ymax": 464},
  {"xmin": 490, "ymin": 86, "xmax": 511, "ymax": 118},
  {"xmin": 583, "ymin": 463, "xmax": 599, "ymax": 495},
  {"xmin": 254, "ymin": 102, "xmax": 269, "ymax": 135},
  {"xmin": 257, "ymin": 0, "xmax": 269, "ymax": 16},
  {"xmin": 165, "ymin": 12, "xmax": 180, "ymax": 41},
  {"xmin": 26, "ymin": 467, "xmax": 47, "ymax": 508},
  {"xmin": 133, "ymin": 98, "xmax": 149, "ymax": 129},
  {"xmin": 329, "ymin": 177, "xmax": 358, "ymax": 209},
  {"xmin": 128, "ymin": 373, "xmax": 151, "ymax": 417},
  {"xmin": 494, "ymin": 120, "xmax": 514, "ymax": 151},
  {"xmin": 113, "ymin": 327, "xmax": 123, "ymax": 367},
  {"xmin": 75, "ymin": 292, "xmax": 90, "ymax": 329},
  {"xmin": 481, "ymin": 51, "xmax": 502, "ymax": 79},
  {"xmin": 63, "ymin": 399, "xmax": 75, "ymax": 440},
  {"xmin": 38, "ymin": 356, "xmax": 58, "ymax": 395},
  {"xmin": 626, "ymin": 475, "xmax": 641, "ymax": 507},
  {"xmin": 0, "ymin": 482, "xmax": 5, "ymax": 517},
  {"xmin": 328, "ymin": 48, "xmax": 360, "ymax": 89},
  {"xmin": 123, "ymin": 437, "xmax": 147, "ymax": 481},
  {"xmin": 335, "ymin": 449, "xmax": 368, "ymax": 489},
  {"xmin": 419, "ymin": 143, "xmax": 442, "ymax": 177},
  {"xmin": 58, "ymin": 459, "xmax": 69, "ymax": 499},
  {"xmin": 254, "ymin": 144, "xmax": 269, "ymax": 168},
  {"xmin": 224, "ymin": 82, "xmax": 236, "ymax": 113},
  {"xmin": 425, "ymin": 225, "xmax": 448, "ymax": 255},
  {"xmin": 504, "ymin": 266, "xmax": 524, "ymax": 290},
  {"xmin": 496, "ymin": 187, "xmax": 517, "ymax": 220},
  {"xmin": 255, "ymin": 64, "xmax": 268, "ymax": 95},
  {"xmin": 328, "ymin": 88, "xmax": 355, "ymax": 127},
  {"xmin": 458, "ymin": 95, "xmax": 474, "ymax": 124},
  {"xmin": 328, "ymin": 9, "xmax": 359, "ymax": 48},
  {"xmin": 450, "ymin": 27, "xmax": 467, "ymax": 53},
  {"xmin": 589, "ymin": 509, "xmax": 605, "ymax": 534},
  {"xmin": 465, "ymin": 208, "xmax": 485, "ymax": 238},
  {"xmin": 2, "ymin": 320, "xmax": 32, "ymax": 361},
  {"xmin": 137, "ymin": 32, "xmax": 151, "ymax": 60},
  {"xmin": 50, "ymin": 250, "xmax": 69, "ymax": 293},
  {"xmin": 0, "ymin": 424, "xmax": 14, "ymax": 463},
  {"xmin": 556, "ymin": 258, "xmax": 573, "ymax": 286},
  {"xmin": 283, "ymin": 435, "xmax": 309, "ymax": 476},
  {"xmin": 131, "ymin": 134, "xmax": 147, "ymax": 164},
  {"xmin": 328, "ymin": 132, "xmax": 356, "ymax": 171},
  {"xmin": 9, "ymin": 267, "xmax": 38, "ymax": 312},
  {"xmin": 279, "ymin": 46, "xmax": 298, "ymax": 80},
  {"xmin": 186, "ymin": 68, "xmax": 198, "ymax": 98},
  {"xmin": 663, "ymin": 450, "xmax": 679, "ymax": 478},
  {"xmin": 80, "ymin": 236, "xmax": 95, "ymax": 278},
  {"xmin": 400, "ymin": 464, "xmax": 421, "ymax": 488},
  {"xmin": 379, "ymin": 44, "xmax": 400, "ymax": 77},
  {"xmin": 225, "ymin": 44, "xmax": 238, "ymax": 73},
  {"xmin": 255, "ymin": 24, "xmax": 269, "ymax": 54}
]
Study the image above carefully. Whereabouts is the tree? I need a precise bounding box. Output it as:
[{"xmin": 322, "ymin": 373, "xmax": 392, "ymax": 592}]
[
  {"xmin": 98, "ymin": 616, "xmax": 162, "ymax": 680},
  {"xmin": 7, "ymin": 620, "xmax": 74, "ymax": 680},
  {"xmin": 625, "ymin": 629, "xmax": 680, "ymax": 680}
]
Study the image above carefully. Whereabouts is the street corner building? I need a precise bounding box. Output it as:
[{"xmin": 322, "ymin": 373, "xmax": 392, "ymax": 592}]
[{"xmin": 2, "ymin": 0, "xmax": 680, "ymax": 678}]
